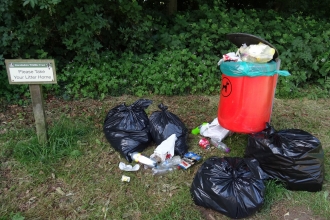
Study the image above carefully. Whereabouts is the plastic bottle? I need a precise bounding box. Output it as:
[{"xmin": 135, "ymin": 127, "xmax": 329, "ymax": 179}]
[
  {"xmin": 152, "ymin": 167, "xmax": 174, "ymax": 175},
  {"xmin": 160, "ymin": 155, "xmax": 182, "ymax": 168},
  {"xmin": 129, "ymin": 152, "xmax": 157, "ymax": 168},
  {"xmin": 191, "ymin": 122, "xmax": 208, "ymax": 135},
  {"xmin": 210, "ymin": 138, "xmax": 230, "ymax": 153},
  {"xmin": 152, "ymin": 156, "xmax": 181, "ymax": 175}
]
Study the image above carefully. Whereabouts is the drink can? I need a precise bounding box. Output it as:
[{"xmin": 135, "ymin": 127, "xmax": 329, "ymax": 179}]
[{"xmin": 199, "ymin": 138, "xmax": 210, "ymax": 149}]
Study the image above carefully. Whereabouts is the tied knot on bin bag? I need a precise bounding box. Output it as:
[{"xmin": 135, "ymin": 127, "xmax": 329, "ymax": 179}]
[
  {"xmin": 103, "ymin": 99, "xmax": 153, "ymax": 162},
  {"xmin": 190, "ymin": 157, "xmax": 268, "ymax": 219},
  {"xmin": 245, "ymin": 123, "xmax": 325, "ymax": 192}
]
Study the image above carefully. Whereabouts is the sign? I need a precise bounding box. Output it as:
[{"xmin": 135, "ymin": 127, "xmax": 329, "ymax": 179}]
[
  {"xmin": 4, "ymin": 59, "xmax": 58, "ymax": 144},
  {"xmin": 5, "ymin": 59, "xmax": 57, "ymax": 84}
]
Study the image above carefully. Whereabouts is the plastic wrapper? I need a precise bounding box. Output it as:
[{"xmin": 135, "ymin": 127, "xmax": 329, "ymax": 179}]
[
  {"xmin": 239, "ymin": 43, "xmax": 275, "ymax": 63},
  {"xmin": 190, "ymin": 157, "xmax": 267, "ymax": 219},
  {"xmin": 103, "ymin": 99, "xmax": 153, "ymax": 162},
  {"xmin": 149, "ymin": 103, "xmax": 189, "ymax": 156},
  {"xmin": 245, "ymin": 124, "xmax": 324, "ymax": 192},
  {"xmin": 220, "ymin": 60, "xmax": 290, "ymax": 77},
  {"xmin": 150, "ymin": 134, "xmax": 177, "ymax": 162},
  {"xmin": 199, "ymin": 118, "xmax": 232, "ymax": 142}
]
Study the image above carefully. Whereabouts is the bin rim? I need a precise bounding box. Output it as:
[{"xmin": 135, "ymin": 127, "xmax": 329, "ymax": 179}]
[{"xmin": 226, "ymin": 33, "xmax": 279, "ymax": 60}]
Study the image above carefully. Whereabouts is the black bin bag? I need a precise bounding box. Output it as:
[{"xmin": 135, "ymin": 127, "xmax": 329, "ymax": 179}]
[
  {"xmin": 190, "ymin": 157, "xmax": 267, "ymax": 219},
  {"xmin": 103, "ymin": 99, "xmax": 153, "ymax": 162},
  {"xmin": 245, "ymin": 124, "xmax": 324, "ymax": 192},
  {"xmin": 149, "ymin": 103, "xmax": 189, "ymax": 156}
]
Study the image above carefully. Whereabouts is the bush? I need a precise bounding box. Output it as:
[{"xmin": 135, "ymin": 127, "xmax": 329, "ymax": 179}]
[{"xmin": 0, "ymin": 1, "xmax": 329, "ymax": 101}]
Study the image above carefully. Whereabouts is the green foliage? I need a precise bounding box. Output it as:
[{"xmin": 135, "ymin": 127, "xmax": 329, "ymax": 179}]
[
  {"xmin": 58, "ymin": 49, "xmax": 220, "ymax": 98},
  {"xmin": 0, "ymin": 0, "xmax": 329, "ymax": 100}
]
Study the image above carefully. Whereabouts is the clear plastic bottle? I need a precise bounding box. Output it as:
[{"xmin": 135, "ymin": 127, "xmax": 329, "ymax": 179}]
[
  {"xmin": 160, "ymin": 155, "xmax": 182, "ymax": 168},
  {"xmin": 152, "ymin": 167, "xmax": 174, "ymax": 175},
  {"xmin": 152, "ymin": 156, "xmax": 181, "ymax": 175},
  {"xmin": 129, "ymin": 152, "xmax": 157, "ymax": 168},
  {"xmin": 210, "ymin": 138, "xmax": 230, "ymax": 153}
]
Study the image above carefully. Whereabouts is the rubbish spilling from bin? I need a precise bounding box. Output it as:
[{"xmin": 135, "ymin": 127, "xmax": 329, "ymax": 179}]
[
  {"xmin": 239, "ymin": 42, "xmax": 275, "ymax": 63},
  {"xmin": 217, "ymin": 33, "xmax": 291, "ymax": 133},
  {"xmin": 102, "ymin": 43, "xmax": 323, "ymax": 218}
]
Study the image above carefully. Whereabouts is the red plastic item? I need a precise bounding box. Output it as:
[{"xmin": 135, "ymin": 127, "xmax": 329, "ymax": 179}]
[{"xmin": 217, "ymin": 74, "xmax": 278, "ymax": 133}]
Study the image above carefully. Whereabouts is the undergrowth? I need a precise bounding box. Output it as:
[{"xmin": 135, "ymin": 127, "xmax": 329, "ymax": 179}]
[{"xmin": 1, "ymin": 1, "xmax": 330, "ymax": 101}]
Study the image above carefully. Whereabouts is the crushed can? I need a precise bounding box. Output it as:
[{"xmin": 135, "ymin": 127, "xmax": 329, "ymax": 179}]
[{"xmin": 199, "ymin": 138, "xmax": 210, "ymax": 149}]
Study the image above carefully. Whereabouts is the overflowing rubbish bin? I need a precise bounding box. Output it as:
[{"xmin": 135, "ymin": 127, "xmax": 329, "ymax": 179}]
[{"xmin": 217, "ymin": 33, "xmax": 290, "ymax": 133}]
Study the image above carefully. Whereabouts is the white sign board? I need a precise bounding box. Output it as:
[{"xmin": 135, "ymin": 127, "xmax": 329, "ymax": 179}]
[{"xmin": 5, "ymin": 59, "xmax": 57, "ymax": 84}]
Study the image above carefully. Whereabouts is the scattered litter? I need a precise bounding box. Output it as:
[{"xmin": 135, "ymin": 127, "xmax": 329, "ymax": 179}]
[
  {"xmin": 129, "ymin": 152, "xmax": 157, "ymax": 168},
  {"xmin": 179, "ymin": 152, "xmax": 202, "ymax": 170},
  {"xmin": 192, "ymin": 118, "xmax": 232, "ymax": 153},
  {"xmin": 152, "ymin": 155, "xmax": 182, "ymax": 175},
  {"xmin": 217, "ymin": 52, "xmax": 241, "ymax": 65},
  {"xmin": 239, "ymin": 43, "xmax": 275, "ymax": 63},
  {"xmin": 150, "ymin": 134, "xmax": 177, "ymax": 162},
  {"xmin": 198, "ymin": 138, "xmax": 210, "ymax": 150},
  {"xmin": 199, "ymin": 118, "xmax": 232, "ymax": 142},
  {"xmin": 118, "ymin": 162, "xmax": 140, "ymax": 171},
  {"xmin": 210, "ymin": 138, "xmax": 230, "ymax": 153},
  {"xmin": 121, "ymin": 175, "xmax": 130, "ymax": 182},
  {"xmin": 191, "ymin": 122, "xmax": 208, "ymax": 135}
]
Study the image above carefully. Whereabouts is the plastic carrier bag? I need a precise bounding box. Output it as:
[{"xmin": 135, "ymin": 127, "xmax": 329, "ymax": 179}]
[
  {"xmin": 103, "ymin": 99, "xmax": 153, "ymax": 162},
  {"xmin": 190, "ymin": 157, "xmax": 267, "ymax": 219},
  {"xmin": 149, "ymin": 103, "xmax": 189, "ymax": 156},
  {"xmin": 220, "ymin": 60, "xmax": 290, "ymax": 77},
  {"xmin": 245, "ymin": 124, "xmax": 324, "ymax": 192},
  {"xmin": 239, "ymin": 43, "xmax": 275, "ymax": 63}
]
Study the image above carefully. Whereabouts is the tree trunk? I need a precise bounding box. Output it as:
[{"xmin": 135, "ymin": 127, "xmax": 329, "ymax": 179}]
[{"xmin": 166, "ymin": 0, "xmax": 177, "ymax": 15}]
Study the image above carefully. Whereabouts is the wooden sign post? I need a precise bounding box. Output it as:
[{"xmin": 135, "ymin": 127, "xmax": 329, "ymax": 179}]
[{"xmin": 5, "ymin": 59, "xmax": 57, "ymax": 144}]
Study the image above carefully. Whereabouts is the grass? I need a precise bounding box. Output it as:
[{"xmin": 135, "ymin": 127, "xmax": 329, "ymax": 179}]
[{"xmin": 0, "ymin": 95, "xmax": 329, "ymax": 219}]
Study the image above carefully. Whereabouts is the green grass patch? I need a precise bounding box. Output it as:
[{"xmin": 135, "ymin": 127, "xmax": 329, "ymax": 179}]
[
  {"xmin": 0, "ymin": 95, "xmax": 329, "ymax": 219},
  {"xmin": 1, "ymin": 116, "xmax": 91, "ymax": 175}
]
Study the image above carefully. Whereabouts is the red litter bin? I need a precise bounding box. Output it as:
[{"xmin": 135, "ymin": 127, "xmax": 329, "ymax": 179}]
[{"xmin": 218, "ymin": 33, "xmax": 290, "ymax": 133}]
